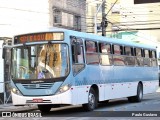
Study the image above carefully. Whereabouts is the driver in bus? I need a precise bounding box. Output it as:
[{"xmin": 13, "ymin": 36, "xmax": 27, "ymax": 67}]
[{"xmin": 37, "ymin": 45, "xmax": 55, "ymax": 79}]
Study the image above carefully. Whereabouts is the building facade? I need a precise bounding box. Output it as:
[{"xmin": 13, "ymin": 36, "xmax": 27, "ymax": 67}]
[
  {"xmin": 86, "ymin": 0, "xmax": 160, "ymax": 61},
  {"xmin": 86, "ymin": 0, "xmax": 120, "ymax": 36},
  {"xmin": 49, "ymin": 0, "xmax": 86, "ymax": 32},
  {"xmin": 86, "ymin": 0, "xmax": 160, "ymax": 42}
]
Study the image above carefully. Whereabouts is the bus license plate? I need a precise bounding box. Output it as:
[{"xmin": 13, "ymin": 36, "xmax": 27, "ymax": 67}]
[{"xmin": 32, "ymin": 98, "xmax": 43, "ymax": 103}]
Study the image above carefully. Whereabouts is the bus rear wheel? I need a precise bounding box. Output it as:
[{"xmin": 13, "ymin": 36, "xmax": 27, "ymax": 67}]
[
  {"xmin": 128, "ymin": 83, "xmax": 143, "ymax": 102},
  {"xmin": 38, "ymin": 104, "xmax": 52, "ymax": 113},
  {"xmin": 82, "ymin": 88, "xmax": 97, "ymax": 111}
]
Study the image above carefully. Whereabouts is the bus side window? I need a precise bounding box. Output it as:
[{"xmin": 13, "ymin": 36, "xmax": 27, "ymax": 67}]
[
  {"xmin": 150, "ymin": 50, "xmax": 157, "ymax": 66},
  {"xmin": 143, "ymin": 49, "xmax": 151, "ymax": 66},
  {"xmin": 124, "ymin": 46, "xmax": 135, "ymax": 66},
  {"xmin": 135, "ymin": 48, "xmax": 143, "ymax": 66},
  {"xmin": 124, "ymin": 47, "xmax": 132, "ymax": 56},
  {"xmin": 99, "ymin": 42, "xmax": 112, "ymax": 65},
  {"xmin": 85, "ymin": 40, "xmax": 99, "ymax": 64},
  {"xmin": 113, "ymin": 44, "xmax": 125, "ymax": 66}
]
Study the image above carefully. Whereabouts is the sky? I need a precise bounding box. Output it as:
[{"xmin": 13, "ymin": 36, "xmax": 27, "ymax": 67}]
[{"xmin": 0, "ymin": 0, "xmax": 49, "ymax": 37}]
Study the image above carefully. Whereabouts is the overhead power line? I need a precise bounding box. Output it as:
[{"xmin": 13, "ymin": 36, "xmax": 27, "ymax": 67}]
[
  {"xmin": 111, "ymin": 20, "xmax": 160, "ymax": 24},
  {"xmin": 114, "ymin": 22, "xmax": 160, "ymax": 26},
  {"xmin": 109, "ymin": 27, "xmax": 160, "ymax": 32}
]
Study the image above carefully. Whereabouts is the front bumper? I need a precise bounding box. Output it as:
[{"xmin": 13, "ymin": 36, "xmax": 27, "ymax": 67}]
[{"xmin": 12, "ymin": 89, "xmax": 72, "ymax": 105}]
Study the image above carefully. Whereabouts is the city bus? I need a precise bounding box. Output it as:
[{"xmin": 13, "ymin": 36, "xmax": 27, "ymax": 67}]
[{"xmin": 7, "ymin": 28, "xmax": 159, "ymax": 112}]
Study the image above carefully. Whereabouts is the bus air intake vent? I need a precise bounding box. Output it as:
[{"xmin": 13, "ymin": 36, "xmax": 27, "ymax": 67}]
[{"xmin": 22, "ymin": 83, "xmax": 54, "ymax": 89}]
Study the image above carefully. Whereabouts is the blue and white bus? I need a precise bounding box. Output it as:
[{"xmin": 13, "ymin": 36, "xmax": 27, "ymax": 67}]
[{"xmin": 8, "ymin": 28, "xmax": 159, "ymax": 112}]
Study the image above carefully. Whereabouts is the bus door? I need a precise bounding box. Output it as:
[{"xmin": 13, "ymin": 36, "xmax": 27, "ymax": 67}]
[{"xmin": 70, "ymin": 36, "xmax": 86, "ymax": 104}]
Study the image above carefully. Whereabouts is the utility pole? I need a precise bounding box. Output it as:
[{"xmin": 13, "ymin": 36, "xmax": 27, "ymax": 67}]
[{"xmin": 101, "ymin": 0, "xmax": 107, "ymax": 36}]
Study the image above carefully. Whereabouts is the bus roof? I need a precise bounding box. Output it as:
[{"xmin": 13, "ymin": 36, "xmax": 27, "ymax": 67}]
[{"xmin": 14, "ymin": 27, "xmax": 157, "ymax": 50}]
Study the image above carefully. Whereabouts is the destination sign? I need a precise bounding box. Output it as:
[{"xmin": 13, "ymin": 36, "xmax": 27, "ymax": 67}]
[{"xmin": 14, "ymin": 32, "xmax": 64, "ymax": 44}]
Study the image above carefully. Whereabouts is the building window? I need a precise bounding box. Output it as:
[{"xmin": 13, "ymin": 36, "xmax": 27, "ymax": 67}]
[
  {"xmin": 53, "ymin": 8, "xmax": 81, "ymax": 31},
  {"xmin": 62, "ymin": 12, "xmax": 74, "ymax": 27},
  {"xmin": 96, "ymin": 3, "xmax": 102, "ymax": 12},
  {"xmin": 53, "ymin": 9, "xmax": 61, "ymax": 24},
  {"xmin": 74, "ymin": 16, "xmax": 81, "ymax": 31}
]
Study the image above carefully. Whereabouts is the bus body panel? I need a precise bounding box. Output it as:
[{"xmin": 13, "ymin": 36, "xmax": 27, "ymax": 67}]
[
  {"xmin": 12, "ymin": 80, "xmax": 158, "ymax": 105},
  {"xmin": 10, "ymin": 28, "xmax": 159, "ymax": 108}
]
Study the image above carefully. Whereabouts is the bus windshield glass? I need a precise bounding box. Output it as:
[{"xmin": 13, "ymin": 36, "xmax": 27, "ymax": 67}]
[{"xmin": 11, "ymin": 43, "xmax": 69, "ymax": 80}]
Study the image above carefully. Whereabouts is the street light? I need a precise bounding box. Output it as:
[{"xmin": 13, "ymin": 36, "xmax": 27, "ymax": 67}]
[{"xmin": 94, "ymin": 0, "xmax": 105, "ymax": 34}]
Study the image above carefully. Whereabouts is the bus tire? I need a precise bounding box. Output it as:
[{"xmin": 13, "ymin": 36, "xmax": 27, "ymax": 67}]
[
  {"xmin": 38, "ymin": 104, "xmax": 51, "ymax": 113},
  {"xmin": 128, "ymin": 83, "xmax": 143, "ymax": 102},
  {"xmin": 82, "ymin": 88, "xmax": 97, "ymax": 111}
]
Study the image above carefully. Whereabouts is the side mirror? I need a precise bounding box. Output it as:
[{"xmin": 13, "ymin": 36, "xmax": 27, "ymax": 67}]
[
  {"xmin": 2, "ymin": 47, "xmax": 6, "ymax": 59},
  {"xmin": 76, "ymin": 42, "xmax": 81, "ymax": 55},
  {"xmin": 72, "ymin": 43, "xmax": 81, "ymax": 56},
  {"xmin": 2, "ymin": 46, "xmax": 11, "ymax": 65}
]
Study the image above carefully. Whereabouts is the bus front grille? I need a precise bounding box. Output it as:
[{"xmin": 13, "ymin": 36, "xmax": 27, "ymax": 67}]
[{"xmin": 22, "ymin": 83, "xmax": 54, "ymax": 89}]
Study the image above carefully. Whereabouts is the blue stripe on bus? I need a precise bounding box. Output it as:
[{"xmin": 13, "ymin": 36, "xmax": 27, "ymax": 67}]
[{"xmin": 74, "ymin": 66, "xmax": 158, "ymax": 86}]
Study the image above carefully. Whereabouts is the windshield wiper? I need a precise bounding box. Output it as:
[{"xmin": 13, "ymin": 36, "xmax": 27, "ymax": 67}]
[
  {"xmin": 44, "ymin": 51, "xmax": 47, "ymax": 68},
  {"xmin": 44, "ymin": 45, "xmax": 49, "ymax": 68}
]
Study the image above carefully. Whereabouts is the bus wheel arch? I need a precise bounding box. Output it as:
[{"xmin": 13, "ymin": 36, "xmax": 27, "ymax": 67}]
[
  {"xmin": 91, "ymin": 84, "xmax": 99, "ymax": 102},
  {"xmin": 128, "ymin": 82, "xmax": 143, "ymax": 103},
  {"xmin": 82, "ymin": 84, "xmax": 99, "ymax": 111}
]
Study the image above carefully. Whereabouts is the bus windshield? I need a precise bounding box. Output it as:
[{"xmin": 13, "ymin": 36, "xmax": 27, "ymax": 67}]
[{"xmin": 11, "ymin": 43, "xmax": 69, "ymax": 80}]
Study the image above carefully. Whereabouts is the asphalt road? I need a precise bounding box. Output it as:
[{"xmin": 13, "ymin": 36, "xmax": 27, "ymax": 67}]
[
  {"xmin": 1, "ymin": 92, "xmax": 160, "ymax": 120},
  {"xmin": 30, "ymin": 92, "xmax": 160, "ymax": 118}
]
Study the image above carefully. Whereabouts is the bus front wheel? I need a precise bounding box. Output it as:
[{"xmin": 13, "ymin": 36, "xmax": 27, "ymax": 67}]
[
  {"xmin": 38, "ymin": 104, "xmax": 51, "ymax": 113},
  {"xmin": 82, "ymin": 88, "xmax": 97, "ymax": 111},
  {"xmin": 128, "ymin": 83, "xmax": 143, "ymax": 102}
]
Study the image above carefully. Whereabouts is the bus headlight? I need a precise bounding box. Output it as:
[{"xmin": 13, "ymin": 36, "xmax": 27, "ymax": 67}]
[
  {"xmin": 56, "ymin": 84, "xmax": 71, "ymax": 94},
  {"xmin": 11, "ymin": 88, "xmax": 21, "ymax": 95}
]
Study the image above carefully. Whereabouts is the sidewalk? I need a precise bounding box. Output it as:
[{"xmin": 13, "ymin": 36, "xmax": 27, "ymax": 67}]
[{"xmin": 0, "ymin": 103, "xmax": 37, "ymax": 112}]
